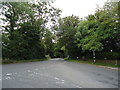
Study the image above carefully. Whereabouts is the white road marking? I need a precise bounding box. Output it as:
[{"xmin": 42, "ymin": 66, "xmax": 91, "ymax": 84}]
[
  {"xmin": 5, "ymin": 77, "xmax": 11, "ymax": 80},
  {"xmin": 76, "ymin": 86, "xmax": 82, "ymax": 88},
  {"xmin": 54, "ymin": 77, "xmax": 60, "ymax": 80},
  {"xmin": 61, "ymin": 80, "xmax": 65, "ymax": 82},
  {"xmin": 27, "ymin": 70, "xmax": 31, "ymax": 72},
  {"xmin": 6, "ymin": 73, "xmax": 12, "ymax": 76},
  {"xmin": 56, "ymin": 82, "xmax": 64, "ymax": 84}
]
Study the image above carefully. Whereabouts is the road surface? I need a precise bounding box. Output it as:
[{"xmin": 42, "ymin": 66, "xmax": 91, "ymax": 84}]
[{"xmin": 2, "ymin": 58, "xmax": 118, "ymax": 88}]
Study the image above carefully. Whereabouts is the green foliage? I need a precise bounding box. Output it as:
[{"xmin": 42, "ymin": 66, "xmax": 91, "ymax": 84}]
[
  {"xmin": 75, "ymin": 15, "xmax": 103, "ymax": 52},
  {"xmin": 67, "ymin": 59, "xmax": 119, "ymax": 67},
  {"xmin": 1, "ymin": 1, "xmax": 61, "ymax": 60},
  {"xmin": 1, "ymin": 1, "xmax": 119, "ymax": 62},
  {"xmin": 75, "ymin": 2, "xmax": 120, "ymax": 60},
  {"xmin": 96, "ymin": 52, "xmax": 120, "ymax": 60},
  {"xmin": 55, "ymin": 15, "xmax": 81, "ymax": 59},
  {"xmin": 3, "ymin": 21, "xmax": 46, "ymax": 59},
  {"xmin": 2, "ymin": 58, "xmax": 48, "ymax": 64},
  {"xmin": 44, "ymin": 30, "xmax": 54, "ymax": 57}
]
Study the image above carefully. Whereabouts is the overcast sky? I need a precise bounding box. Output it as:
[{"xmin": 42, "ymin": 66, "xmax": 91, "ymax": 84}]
[{"xmin": 52, "ymin": 0, "xmax": 107, "ymax": 18}]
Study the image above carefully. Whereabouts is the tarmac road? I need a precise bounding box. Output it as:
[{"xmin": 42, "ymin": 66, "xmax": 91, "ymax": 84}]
[{"xmin": 2, "ymin": 58, "xmax": 118, "ymax": 88}]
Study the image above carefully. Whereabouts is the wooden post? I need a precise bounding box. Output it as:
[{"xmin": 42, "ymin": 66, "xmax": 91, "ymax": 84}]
[{"xmin": 92, "ymin": 50, "xmax": 96, "ymax": 64}]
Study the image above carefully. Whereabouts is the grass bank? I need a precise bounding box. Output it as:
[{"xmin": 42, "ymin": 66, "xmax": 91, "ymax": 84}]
[
  {"xmin": 65, "ymin": 59, "xmax": 120, "ymax": 68},
  {"xmin": 1, "ymin": 55, "xmax": 51, "ymax": 64},
  {"xmin": 1, "ymin": 58, "xmax": 49, "ymax": 64}
]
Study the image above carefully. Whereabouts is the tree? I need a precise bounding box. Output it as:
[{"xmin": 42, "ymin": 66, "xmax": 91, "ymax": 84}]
[
  {"xmin": 75, "ymin": 17, "xmax": 103, "ymax": 63},
  {"xmin": 95, "ymin": 2, "xmax": 120, "ymax": 53},
  {"xmin": 1, "ymin": 1, "xmax": 61, "ymax": 60},
  {"xmin": 1, "ymin": 2, "xmax": 35, "ymax": 59},
  {"xmin": 75, "ymin": 2, "xmax": 120, "ymax": 62},
  {"xmin": 44, "ymin": 29, "xmax": 54, "ymax": 57},
  {"xmin": 56, "ymin": 15, "xmax": 81, "ymax": 59}
]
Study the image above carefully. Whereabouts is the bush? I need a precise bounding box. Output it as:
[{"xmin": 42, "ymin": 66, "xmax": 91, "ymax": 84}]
[{"xmin": 96, "ymin": 52, "xmax": 120, "ymax": 60}]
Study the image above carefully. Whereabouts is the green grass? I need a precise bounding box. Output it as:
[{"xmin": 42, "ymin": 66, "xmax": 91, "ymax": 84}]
[
  {"xmin": 2, "ymin": 58, "xmax": 49, "ymax": 64},
  {"xmin": 65, "ymin": 59, "xmax": 120, "ymax": 68},
  {"xmin": 1, "ymin": 55, "xmax": 52, "ymax": 64}
]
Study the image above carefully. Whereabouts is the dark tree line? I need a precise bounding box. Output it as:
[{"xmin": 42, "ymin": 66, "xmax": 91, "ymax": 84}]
[
  {"xmin": 1, "ymin": 1, "xmax": 120, "ymax": 61},
  {"xmin": 1, "ymin": 1, "xmax": 61, "ymax": 60},
  {"xmin": 54, "ymin": 2, "xmax": 120, "ymax": 61}
]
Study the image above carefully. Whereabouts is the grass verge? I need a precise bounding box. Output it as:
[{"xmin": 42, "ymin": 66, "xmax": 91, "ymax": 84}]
[
  {"xmin": 1, "ymin": 58, "xmax": 49, "ymax": 64},
  {"xmin": 65, "ymin": 59, "xmax": 120, "ymax": 68}
]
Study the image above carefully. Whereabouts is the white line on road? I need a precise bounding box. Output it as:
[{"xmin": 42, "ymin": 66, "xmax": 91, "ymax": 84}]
[
  {"xmin": 5, "ymin": 77, "xmax": 11, "ymax": 80},
  {"xmin": 76, "ymin": 86, "xmax": 82, "ymax": 88},
  {"xmin": 54, "ymin": 77, "xmax": 60, "ymax": 80},
  {"xmin": 61, "ymin": 80, "xmax": 65, "ymax": 82},
  {"xmin": 6, "ymin": 73, "xmax": 12, "ymax": 76},
  {"xmin": 27, "ymin": 70, "xmax": 31, "ymax": 72},
  {"xmin": 56, "ymin": 82, "xmax": 64, "ymax": 84}
]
